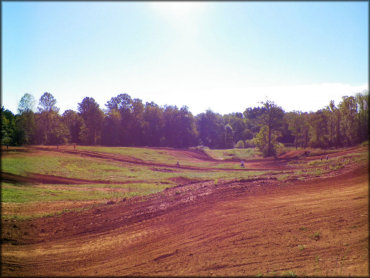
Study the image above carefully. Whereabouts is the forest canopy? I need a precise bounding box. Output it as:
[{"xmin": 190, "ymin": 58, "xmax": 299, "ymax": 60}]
[{"xmin": 1, "ymin": 91, "xmax": 368, "ymax": 157}]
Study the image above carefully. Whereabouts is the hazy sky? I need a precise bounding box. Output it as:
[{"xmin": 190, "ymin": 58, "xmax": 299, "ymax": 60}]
[{"xmin": 2, "ymin": 1, "xmax": 368, "ymax": 115}]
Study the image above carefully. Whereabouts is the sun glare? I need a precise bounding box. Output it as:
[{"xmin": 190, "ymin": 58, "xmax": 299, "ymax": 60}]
[{"xmin": 150, "ymin": 2, "xmax": 207, "ymax": 18}]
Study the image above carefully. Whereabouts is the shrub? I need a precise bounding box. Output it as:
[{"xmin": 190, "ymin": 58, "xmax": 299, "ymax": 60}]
[
  {"xmin": 234, "ymin": 140, "xmax": 245, "ymax": 149},
  {"xmin": 244, "ymin": 139, "xmax": 255, "ymax": 148}
]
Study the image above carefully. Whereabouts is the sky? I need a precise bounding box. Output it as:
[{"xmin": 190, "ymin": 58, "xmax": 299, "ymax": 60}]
[{"xmin": 2, "ymin": 1, "xmax": 368, "ymax": 115}]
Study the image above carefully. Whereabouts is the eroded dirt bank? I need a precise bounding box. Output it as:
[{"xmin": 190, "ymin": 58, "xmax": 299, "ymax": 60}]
[{"xmin": 1, "ymin": 164, "xmax": 368, "ymax": 276}]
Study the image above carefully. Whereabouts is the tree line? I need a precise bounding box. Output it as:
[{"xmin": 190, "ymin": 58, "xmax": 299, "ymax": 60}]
[{"xmin": 1, "ymin": 91, "xmax": 368, "ymax": 157}]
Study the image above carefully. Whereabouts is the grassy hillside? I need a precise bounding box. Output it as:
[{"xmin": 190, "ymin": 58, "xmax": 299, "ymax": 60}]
[{"xmin": 1, "ymin": 144, "xmax": 367, "ymax": 220}]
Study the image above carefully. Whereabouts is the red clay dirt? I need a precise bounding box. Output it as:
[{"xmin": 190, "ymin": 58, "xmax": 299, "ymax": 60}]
[{"xmin": 1, "ymin": 159, "xmax": 368, "ymax": 276}]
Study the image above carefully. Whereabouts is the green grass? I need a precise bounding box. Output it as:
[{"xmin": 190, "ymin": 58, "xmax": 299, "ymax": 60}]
[
  {"xmin": 2, "ymin": 144, "xmax": 367, "ymax": 221},
  {"xmin": 80, "ymin": 146, "xmax": 178, "ymax": 163},
  {"xmin": 1, "ymin": 184, "xmax": 129, "ymax": 203},
  {"xmin": 79, "ymin": 146, "xmax": 216, "ymax": 168},
  {"xmin": 203, "ymin": 148, "xmax": 262, "ymax": 161}
]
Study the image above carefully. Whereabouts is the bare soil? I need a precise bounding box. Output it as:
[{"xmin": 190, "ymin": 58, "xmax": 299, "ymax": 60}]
[{"xmin": 1, "ymin": 146, "xmax": 368, "ymax": 276}]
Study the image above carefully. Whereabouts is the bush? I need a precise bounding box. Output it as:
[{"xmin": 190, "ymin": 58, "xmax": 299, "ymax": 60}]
[
  {"xmin": 244, "ymin": 139, "xmax": 255, "ymax": 148},
  {"xmin": 234, "ymin": 140, "xmax": 245, "ymax": 149}
]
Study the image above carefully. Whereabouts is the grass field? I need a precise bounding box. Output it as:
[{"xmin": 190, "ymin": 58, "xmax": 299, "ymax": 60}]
[
  {"xmin": 1, "ymin": 144, "xmax": 367, "ymax": 220},
  {"xmin": 1, "ymin": 143, "xmax": 368, "ymax": 276}
]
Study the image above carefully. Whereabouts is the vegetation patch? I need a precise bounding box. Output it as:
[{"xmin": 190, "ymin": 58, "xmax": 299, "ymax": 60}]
[{"xmin": 1, "ymin": 184, "xmax": 128, "ymax": 203}]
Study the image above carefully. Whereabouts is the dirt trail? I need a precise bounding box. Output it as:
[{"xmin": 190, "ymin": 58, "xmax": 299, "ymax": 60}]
[
  {"xmin": 30, "ymin": 146, "xmax": 293, "ymax": 171},
  {"xmin": 1, "ymin": 172, "xmax": 150, "ymax": 185},
  {"xmin": 2, "ymin": 164, "xmax": 368, "ymax": 276}
]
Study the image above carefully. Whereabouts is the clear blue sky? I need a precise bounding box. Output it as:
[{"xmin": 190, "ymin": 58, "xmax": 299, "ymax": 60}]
[{"xmin": 2, "ymin": 1, "xmax": 368, "ymax": 115}]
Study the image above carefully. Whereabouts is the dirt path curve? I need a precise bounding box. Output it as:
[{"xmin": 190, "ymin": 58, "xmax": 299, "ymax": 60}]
[
  {"xmin": 30, "ymin": 146, "xmax": 293, "ymax": 171},
  {"xmin": 1, "ymin": 172, "xmax": 148, "ymax": 185},
  {"xmin": 2, "ymin": 164, "xmax": 368, "ymax": 276}
]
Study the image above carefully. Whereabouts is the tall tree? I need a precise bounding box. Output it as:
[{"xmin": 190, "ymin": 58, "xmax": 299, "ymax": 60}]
[
  {"xmin": 286, "ymin": 111, "xmax": 310, "ymax": 149},
  {"xmin": 101, "ymin": 109, "xmax": 121, "ymax": 146},
  {"xmin": 308, "ymin": 110, "xmax": 329, "ymax": 148},
  {"xmin": 177, "ymin": 106, "xmax": 198, "ymax": 148},
  {"xmin": 18, "ymin": 93, "xmax": 35, "ymax": 114},
  {"xmin": 38, "ymin": 92, "xmax": 59, "ymax": 113},
  {"xmin": 15, "ymin": 111, "xmax": 36, "ymax": 145},
  {"xmin": 223, "ymin": 113, "xmax": 248, "ymax": 143},
  {"xmin": 196, "ymin": 110, "xmax": 224, "ymax": 148},
  {"xmin": 36, "ymin": 92, "xmax": 68, "ymax": 144},
  {"xmin": 355, "ymin": 91, "xmax": 369, "ymax": 143},
  {"xmin": 325, "ymin": 100, "xmax": 341, "ymax": 147},
  {"xmin": 338, "ymin": 96, "xmax": 359, "ymax": 146},
  {"xmin": 1, "ymin": 107, "xmax": 17, "ymax": 146},
  {"xmin": 78, "ymin": 97, "xmax": 104, "ymax": 145},
  {"xmin": 130, "ymin": 98, "xmax": 145, "ymax": 146},
  {"xmin": 16, "ymin": 94, "xmax": 37, "ymax": 145},
  {"xmin": 257, "ymin": 100, "xmax": 284, "ymax": 156},
  {"xmin": 105, "ymin": 93, "xmax": 134, "ymax": 146},
  {"xmin": 142, "ymin": 102, "xmax": 164, "ymax": 147},
  {"xmin": 62, "ymin": 110, "xmax": 85, "ymax": 144},
  {"xmin": 224, "ymin": 124, "xmax": 234, "ymax": 148}
]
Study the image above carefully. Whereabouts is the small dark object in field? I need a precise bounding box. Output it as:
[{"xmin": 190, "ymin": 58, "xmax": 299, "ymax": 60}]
[
  {"xmin": 121, "ymin": 197, "xmax": 127, "ymax": 202},
  {"xmin": 176, "ymin": 161, "xmax": 180, "ymax": 167},
  {"xmin": 106, "ymin": 200, "xmax": 115, "ymax": 205},
  {"xmin": 326, "ymin": 155, "xmax": 329, "ymax": 160}
]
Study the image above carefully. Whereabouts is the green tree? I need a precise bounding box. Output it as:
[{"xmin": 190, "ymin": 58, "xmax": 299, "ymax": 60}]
[
  {"xmin": 18, "ymin": 93, "xmax": 35, "ymax": 114},
  {"xmin": 62, "ymin": 110, "xmax": 85, "ymax": 144},
  {"xmin": 1, "ymin": 107, "xmax": 17, "ymax": 146},
  {"xmin": 338, "ymin": 96, "xmax": 359, "ymax": 146},
  {"xmin": 223, "ymin": 113, "xmax": 248, "ymax": 143},
  {"xmin": 105, "ymin": 93, "xmax": 134, "ymax": 146},
  {"xmin": 15, "ymin": 111, "xmax": 36, "ymax": 145},
  {"xmin": 130, "ymin": 98, "xmax": 145, "ymax": 146},
  {"xmin": 286, "ymin": 111, "xmax": 310, "ymax": 149},
  {"xmin": 36, "ymin": 92, "xmax": 68, "ymax": 145},
  {"xmin": 224, "ymin": 124, "xmax": 234, "ymax": 148},
  {"xmin": 355, "ymin": 91, "xmax": 369, "ymax": 143},
  {"xmin": 16, "ymin": 94, "xmax": 38, "ymax": 145},
  {"xmin": 176, "ymin": 106, "xmax": 198, "ymax": 148},
  {"xmin": 38, "ymin": 92, "xmax": 59, "ymax": 113},
  {"xmin": 256, "ymin": 100, "xmax": 284, "ymax": 156},
  {"xmin": 78, "ymin": 97, "xmax": 104, "ymax": 145},
  {"xmin": 324, "ymin": 100, "xmax": 341, "ymax": 147},
  {"xmin": 196, "ymin": 110, "xmax": 224, "ymax": 148},
  {"xmin": 254, "ymin": 126, "xmax": 282, "ymax": 157},
  {"xmin": 308, "ymin": 110, "xmax": 329, "ymax": 148},
  {"xmin": 142, "ymin": 102, "xmax": 164, "ymax": 147},
  {"xmin": 101, "ymin": 109, "xmax": 121, "ymax": 146}
]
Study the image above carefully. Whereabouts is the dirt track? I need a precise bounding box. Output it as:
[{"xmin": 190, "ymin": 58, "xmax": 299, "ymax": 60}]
[
  {"xmin": 1, "ymin": 161, "xmax": 368, "ymax": 276},
  {"xmin": 27, "ymin": 146, "xmax": 297, "ymax": 171}
]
